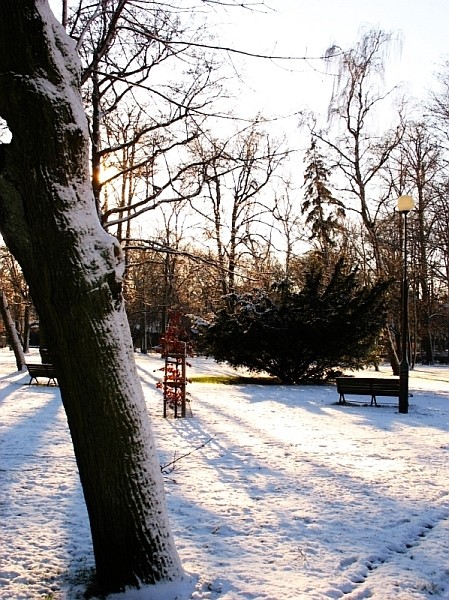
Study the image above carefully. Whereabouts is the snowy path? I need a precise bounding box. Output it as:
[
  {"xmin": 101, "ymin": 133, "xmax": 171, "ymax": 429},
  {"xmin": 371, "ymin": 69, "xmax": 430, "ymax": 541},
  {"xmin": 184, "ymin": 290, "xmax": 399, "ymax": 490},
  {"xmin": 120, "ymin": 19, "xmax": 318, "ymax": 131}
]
[
  {"xmin": 143, "ymin": 362, "xmax": 449, "ymax": 599},
  {"xmin": 1, "ymin": 350, "xmax": 449, "ymax": 598}
]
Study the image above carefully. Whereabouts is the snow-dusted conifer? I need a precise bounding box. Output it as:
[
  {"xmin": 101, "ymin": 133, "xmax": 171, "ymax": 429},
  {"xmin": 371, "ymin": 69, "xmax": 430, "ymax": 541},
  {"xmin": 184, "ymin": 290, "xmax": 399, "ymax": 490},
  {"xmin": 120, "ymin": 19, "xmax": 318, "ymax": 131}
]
[{"xmin": 200, "ymin": 260, "xmax": 391, "ymax": 383}]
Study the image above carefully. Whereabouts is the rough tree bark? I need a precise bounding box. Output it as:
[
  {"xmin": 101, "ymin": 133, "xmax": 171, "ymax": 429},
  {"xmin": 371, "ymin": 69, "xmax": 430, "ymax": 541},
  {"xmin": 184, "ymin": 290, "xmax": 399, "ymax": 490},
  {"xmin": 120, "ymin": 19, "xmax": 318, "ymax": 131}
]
[
  {"xmin": 0, "ymin": 1, "xmax": 182, "ymax": 595},
  {"xmin": 0, "ymin": 290, "xmax": 26, "ymax": 370}
]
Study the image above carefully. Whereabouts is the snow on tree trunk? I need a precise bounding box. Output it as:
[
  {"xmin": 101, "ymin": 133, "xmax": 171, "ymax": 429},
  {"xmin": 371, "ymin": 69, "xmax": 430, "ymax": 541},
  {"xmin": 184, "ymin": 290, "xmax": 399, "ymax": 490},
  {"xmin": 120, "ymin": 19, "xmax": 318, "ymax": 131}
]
[{"xmin": 0, "ymin": 0, "xmax": 182, "ymax": 594}]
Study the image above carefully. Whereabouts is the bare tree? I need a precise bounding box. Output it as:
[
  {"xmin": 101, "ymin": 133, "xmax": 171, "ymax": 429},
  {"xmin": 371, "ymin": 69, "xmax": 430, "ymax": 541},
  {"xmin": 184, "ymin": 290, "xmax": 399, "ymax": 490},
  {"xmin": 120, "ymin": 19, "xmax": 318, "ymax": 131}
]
[
  {"xmin": 65, "ymin": 0, "xmax": 225, "ymax": 226},
  {"xmin": 0, "ymin": 249, "xmax": 33, "ymax": 355},
  {"xmin": 392, "ymin": 121, "xmax": 443, "ymax": 363},
  {"xmin": 317, "ymin": 29, "xmax": 404, "ymax": 272},
  {"xmin": 190, "ymin": 125, "xmax": 287, "ymax": 305},
  {"xmin": 0, "ymin": 2, "xmax": 182, "ymax": 595},
  {"xmin": 0, "ymin": 290, "xmax": 25, "ymax": 370},
  {"xmin": 313, "ymin": 29, "xmax": 405, "ymax": 371},
  {"xmin": 270, "ymin": 181, "xmax": 305, "ymax": 278},
  {"xmin": 428, "ymin": 59, "xmax": 449, "ymax": 151}
]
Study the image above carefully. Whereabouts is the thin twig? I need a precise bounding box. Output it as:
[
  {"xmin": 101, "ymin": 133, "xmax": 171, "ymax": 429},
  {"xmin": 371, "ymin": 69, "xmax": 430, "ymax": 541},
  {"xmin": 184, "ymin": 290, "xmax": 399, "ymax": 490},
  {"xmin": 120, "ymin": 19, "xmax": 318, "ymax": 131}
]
[{"xmin": 161, "ymin": 435, "xmax": 216, "ymax": 474}]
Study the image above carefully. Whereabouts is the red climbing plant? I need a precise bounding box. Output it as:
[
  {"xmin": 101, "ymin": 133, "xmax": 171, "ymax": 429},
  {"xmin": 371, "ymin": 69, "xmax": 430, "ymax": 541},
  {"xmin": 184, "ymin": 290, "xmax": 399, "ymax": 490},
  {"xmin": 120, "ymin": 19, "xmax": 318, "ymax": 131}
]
[{"xmin": 156, "ymin": 312, "xmax": 194, "ymax": 417}]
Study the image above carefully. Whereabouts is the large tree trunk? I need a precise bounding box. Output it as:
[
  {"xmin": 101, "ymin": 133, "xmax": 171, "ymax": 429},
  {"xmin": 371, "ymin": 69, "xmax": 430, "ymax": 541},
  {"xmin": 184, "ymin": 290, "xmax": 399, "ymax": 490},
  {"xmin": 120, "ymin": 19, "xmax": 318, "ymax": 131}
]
[{"xmin": 0, "ymin": 1, "xmax": 182, "ymax": 595}]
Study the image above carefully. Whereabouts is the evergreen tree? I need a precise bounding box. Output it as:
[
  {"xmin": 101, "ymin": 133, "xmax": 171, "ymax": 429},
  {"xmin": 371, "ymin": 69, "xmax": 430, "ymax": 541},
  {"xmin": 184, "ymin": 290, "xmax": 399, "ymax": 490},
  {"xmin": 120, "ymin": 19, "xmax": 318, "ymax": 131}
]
[
  {"xmin": 199, "ymin": 260, "xmax": 391, "ymax": 383},
  {"xmin": 302, "ymin": 137, "xmax": 345, "ymax": 252}
]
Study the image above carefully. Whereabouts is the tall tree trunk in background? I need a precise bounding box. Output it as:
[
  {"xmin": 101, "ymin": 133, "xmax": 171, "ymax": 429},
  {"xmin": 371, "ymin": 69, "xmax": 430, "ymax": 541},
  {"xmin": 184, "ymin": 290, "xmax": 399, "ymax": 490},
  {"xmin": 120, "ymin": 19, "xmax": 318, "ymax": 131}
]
[
  {"xmin": 0, "ymin": 290, "xmax": 25, "ymax": 370},
  {"xmin": 22, "ymin": 303, "xmax": 31, "ymax": 354},
  {"xmin": 0, "ymin": 1, "xmax": 182, "ymax": 595}
]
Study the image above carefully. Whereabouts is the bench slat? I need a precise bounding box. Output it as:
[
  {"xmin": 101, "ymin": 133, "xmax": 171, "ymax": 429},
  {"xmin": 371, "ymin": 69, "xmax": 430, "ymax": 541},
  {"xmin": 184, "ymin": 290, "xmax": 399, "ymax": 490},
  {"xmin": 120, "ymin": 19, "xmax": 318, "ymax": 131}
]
[
  {"xmin": 336, "ymin": 377, "xmax": 400, "ymax": 406},
  {"xmin": 26, "ymin": 363, "xmax": 58, "ymax": 386}
]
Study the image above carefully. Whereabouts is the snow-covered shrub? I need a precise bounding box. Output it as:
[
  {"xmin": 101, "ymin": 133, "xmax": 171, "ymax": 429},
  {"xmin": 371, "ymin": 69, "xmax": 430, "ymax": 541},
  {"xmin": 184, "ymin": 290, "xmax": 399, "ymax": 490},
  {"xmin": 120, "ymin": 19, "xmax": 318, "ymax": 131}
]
[{"xmin": 198, "ymin": 259, "xmax": 392, "ymax": 383}]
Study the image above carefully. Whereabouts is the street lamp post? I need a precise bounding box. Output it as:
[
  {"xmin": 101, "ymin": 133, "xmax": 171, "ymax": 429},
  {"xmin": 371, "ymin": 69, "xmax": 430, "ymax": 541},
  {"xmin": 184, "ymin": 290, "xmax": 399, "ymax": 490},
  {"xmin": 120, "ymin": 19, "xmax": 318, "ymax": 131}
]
[{"xmin": 397, "ymin": 194, "xmax": 415, "ymax": 414}]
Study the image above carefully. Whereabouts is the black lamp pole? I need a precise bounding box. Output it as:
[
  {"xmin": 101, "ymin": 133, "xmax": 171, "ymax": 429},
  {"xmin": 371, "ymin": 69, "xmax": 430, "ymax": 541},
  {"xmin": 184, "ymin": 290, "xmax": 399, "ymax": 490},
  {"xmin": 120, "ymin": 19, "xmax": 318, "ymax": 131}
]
[{"xmin": 397, "ymin": 195, "xmax": 414, "ymax": 414}]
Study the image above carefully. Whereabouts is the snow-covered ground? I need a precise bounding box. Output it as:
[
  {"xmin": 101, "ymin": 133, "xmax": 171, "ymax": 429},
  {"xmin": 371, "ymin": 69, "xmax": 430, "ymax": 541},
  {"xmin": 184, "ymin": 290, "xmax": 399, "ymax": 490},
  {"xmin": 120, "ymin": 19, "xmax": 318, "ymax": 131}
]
[{"xmin": 1, "ymin": 347, "xmax": 449, "ymax": 599}]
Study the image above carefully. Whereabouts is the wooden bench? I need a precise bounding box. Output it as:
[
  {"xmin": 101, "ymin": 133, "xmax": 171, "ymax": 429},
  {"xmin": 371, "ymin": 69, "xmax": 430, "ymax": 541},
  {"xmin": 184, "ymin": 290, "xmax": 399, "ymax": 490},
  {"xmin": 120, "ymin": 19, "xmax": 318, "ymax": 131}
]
[
  {"xmin": 26, "ymin": 363, "xmax": 58, "ymax": 386},
  {"xmin": 336, "ymin": 377, "xmax": 400, "ymax": 406}
]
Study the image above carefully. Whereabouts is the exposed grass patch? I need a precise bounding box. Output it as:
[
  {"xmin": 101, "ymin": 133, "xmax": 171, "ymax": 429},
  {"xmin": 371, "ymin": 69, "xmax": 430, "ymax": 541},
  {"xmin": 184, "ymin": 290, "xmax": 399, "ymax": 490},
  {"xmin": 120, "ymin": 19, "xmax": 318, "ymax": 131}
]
[{"xmin": 189, "ymin": 374, "xmax": 281, "ymax": 385}]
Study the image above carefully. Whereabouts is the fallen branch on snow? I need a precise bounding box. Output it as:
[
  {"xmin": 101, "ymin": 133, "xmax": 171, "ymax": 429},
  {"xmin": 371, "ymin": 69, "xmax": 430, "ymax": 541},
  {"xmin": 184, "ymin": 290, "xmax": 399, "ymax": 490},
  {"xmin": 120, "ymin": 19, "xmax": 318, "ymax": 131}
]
[{"xmin": 161, "ymin": 436, "xmax": 216, "ymax": 474}]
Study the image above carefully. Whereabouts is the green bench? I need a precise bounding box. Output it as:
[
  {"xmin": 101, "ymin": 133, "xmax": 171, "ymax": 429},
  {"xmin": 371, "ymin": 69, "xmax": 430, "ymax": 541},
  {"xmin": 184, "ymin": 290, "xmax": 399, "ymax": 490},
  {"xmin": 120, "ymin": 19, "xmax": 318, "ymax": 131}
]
[{"xmin": 336, "ymin": 377, "xmax": 400, "ymax": 406}]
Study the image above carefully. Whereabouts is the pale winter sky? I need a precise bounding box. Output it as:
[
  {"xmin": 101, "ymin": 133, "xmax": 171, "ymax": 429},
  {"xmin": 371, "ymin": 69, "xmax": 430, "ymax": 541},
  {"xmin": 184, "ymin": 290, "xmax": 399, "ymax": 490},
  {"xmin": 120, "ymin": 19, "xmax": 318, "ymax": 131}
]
[
  {"xmin": 48, "ymin": 0, "xmax": 449, "ymax": 139},
  {"xmin": 217, "ymin": 0, "xmax": 449, "ymax": 122}
]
